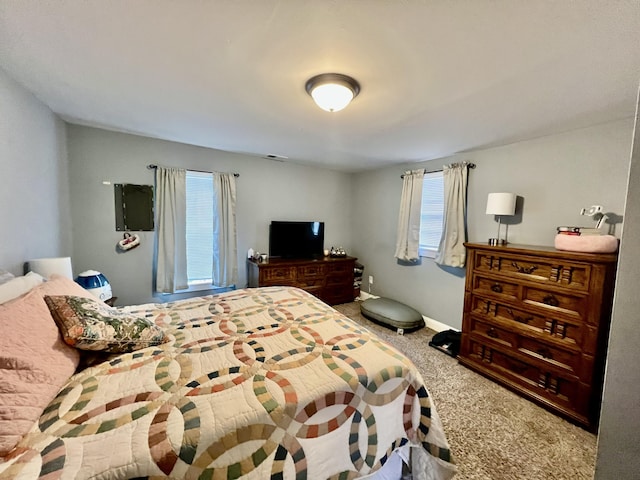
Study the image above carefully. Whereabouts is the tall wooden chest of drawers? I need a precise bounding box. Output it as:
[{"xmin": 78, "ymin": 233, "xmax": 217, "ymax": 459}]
[
  {"xmin": 458, "ymin": 243, "xmax": 618, "ymax": 429},
  {"xmin": 247, "ymin": 256, "xmax": 356, "ymax": 306}
]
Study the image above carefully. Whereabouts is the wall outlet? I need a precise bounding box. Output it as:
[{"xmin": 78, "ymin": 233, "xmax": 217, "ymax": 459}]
[{"xmin": 368, "ymin": 275, "xmax": 374, "ymax": 285}]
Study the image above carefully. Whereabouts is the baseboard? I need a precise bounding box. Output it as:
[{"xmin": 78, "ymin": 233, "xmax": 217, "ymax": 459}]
[
  {"xmin": 423, "ymin": 315, "xmax": 459, "ymax": 333},
  {"xmin": 357, "ymin": 291, "xmax": 379, "ymax": 301}
]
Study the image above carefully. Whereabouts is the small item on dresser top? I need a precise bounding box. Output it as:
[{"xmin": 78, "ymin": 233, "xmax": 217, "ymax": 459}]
[
  {"xmin": 577, "ymin": 204, "xmax": 609, "ymax": 233},
  {"xmin": 251, "ymin": 251, "xmax": 268, "ymax": 263},
  {"xmin": 581, "ymin": 204, "xmax": 604, "ymax": 222},
  {"xmin": 330, "ymin": 246, "xmax": 347, "ymax": 257},
  {"xmin": 117, "ymin": 232, "xmax": 140, "ymax": 251},
  {"xmin": 556, "ymin": 226, "xmax": 581, "ymax": 235},
  {"xmin": 555, "ymin": 204, "xmax": 618, "ymax": 252},
  {"xmin": 557, "ymin": 226, "xmax": 603, "ymax": 236}
]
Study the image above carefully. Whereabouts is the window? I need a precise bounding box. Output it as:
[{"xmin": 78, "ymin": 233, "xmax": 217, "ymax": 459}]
[
  {"xmin": 185, "ymin": 171, "xmax": 214, "ymax": 288},
  {"xmin": 419, "ymin": 171, "xmax": 444, "ymax": 258}
]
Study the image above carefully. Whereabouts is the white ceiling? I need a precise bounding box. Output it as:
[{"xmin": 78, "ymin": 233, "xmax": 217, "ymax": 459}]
[{"xmin": 1, "ymin": 1, "xmax": 639, "ymax": 172}]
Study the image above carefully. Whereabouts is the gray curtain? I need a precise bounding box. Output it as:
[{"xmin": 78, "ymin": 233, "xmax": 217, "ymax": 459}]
[
  {"xmin": 155, "ymin": 167, "xmax": 188, "ymax": 293},
  {"xmin": 212, "ymin": 173, "xmax": 238, "ymax": 287},
  {"xmin": 394, "ymin": 169, "xmax": 424, "ymax": 261},
  {"xmin": 435, "ymin": 163, "xmax": 470, "ymax": 267}
]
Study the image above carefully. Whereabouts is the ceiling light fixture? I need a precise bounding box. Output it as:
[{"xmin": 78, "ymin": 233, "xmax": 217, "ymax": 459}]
[{"xmin": 305, "ymin": 73, "xmax": 360, "ymax": 112}]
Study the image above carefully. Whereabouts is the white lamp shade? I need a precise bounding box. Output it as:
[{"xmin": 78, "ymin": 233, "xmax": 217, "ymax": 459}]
[
  {"xmin": 28, "ymin": 257, "xmax": 73, "ymax": 279},
  {"xmin": 310, "ymin": 83, "xmax": 354, "ymax": 112},
  {"xmin": 486, "ymin": 193, "xmax": 517, "ymax": 216}
]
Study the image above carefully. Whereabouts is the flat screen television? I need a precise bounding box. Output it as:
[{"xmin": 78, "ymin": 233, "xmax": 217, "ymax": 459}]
[{"xmin": 269, "ymin": 221, "xmax": 324, "ymax": 259}]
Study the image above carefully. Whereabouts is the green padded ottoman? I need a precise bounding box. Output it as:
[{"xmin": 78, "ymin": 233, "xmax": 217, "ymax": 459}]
[{"xmin": 360, "ymin": 297, "xmax": 424, "ymax": 335}]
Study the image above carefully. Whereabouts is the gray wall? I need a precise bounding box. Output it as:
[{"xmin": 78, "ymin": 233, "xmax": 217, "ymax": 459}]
[
  {"xmin": 66, "ymin": 125, "xmax": 353, "ymax": 305},
  {"xmin": 0, "ymin": 68, "xmax": 71, "ymax": 275},
  {"xmin": 351, "ymin": 119, "xmax": 633, "ymax": 328},
  {"xmin": 595, "ymin": 92, "xmax": 640, "ymax": 478}
]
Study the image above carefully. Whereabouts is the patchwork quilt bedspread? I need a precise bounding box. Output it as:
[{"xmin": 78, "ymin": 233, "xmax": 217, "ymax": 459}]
[{"xmin": 0, "ymin": 287, "xmax": 456, "ymax": 479}]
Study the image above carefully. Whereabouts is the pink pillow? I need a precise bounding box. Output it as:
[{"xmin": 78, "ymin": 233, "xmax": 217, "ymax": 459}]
[{"xmin": 0, "ymin": 275, "xmax": 94, "ymax": 457}]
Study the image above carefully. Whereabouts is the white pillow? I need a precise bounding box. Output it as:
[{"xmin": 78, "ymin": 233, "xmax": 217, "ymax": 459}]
[
  {"xmin": 0, "ymin": 269, "xmax": 15, "ymax": 285},
  {"xmin": 0, "ymin": 272, "xmax": 45, "ymax": 304}
]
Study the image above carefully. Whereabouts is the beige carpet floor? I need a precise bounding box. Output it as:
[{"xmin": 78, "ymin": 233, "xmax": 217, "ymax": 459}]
[{"xmin": 333, "ymin": 301, "xmax": 597, "ymax": 480}]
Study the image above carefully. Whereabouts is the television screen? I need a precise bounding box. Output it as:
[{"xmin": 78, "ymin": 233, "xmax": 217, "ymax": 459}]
[{"xmin": 269, "ymin": 221, "xmax": 324, "ymax": 259}]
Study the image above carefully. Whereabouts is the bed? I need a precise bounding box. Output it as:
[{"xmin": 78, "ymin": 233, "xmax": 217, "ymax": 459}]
[{"xmin": 0, "ymin": 274, "xmax": 456, "ymax": 479}]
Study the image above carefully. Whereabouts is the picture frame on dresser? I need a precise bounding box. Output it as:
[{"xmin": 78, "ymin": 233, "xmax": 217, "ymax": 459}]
[{"xmin": 457, "ymin": 242, "xmax": 618, "ymax": 431}]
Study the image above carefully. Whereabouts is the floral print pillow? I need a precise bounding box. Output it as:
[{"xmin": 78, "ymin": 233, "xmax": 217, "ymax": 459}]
[{"xmin": 44, "ymin": 295, "xmax": 168, "ymax": 353}]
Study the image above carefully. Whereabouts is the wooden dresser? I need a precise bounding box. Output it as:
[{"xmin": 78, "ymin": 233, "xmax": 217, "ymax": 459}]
[
  {"xmin": 247, "ymin": 256, "xmax": 356, "ymax": 305},
  {"xmin": 458, "ymin": 243, "xmax": 618, "ymax": 429}
]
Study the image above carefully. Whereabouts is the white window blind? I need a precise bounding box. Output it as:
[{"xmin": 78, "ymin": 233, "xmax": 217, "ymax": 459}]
[
  {"xmin": 185, "ymin": 171, "xmax": 214, "ymax": 286},
  {"xmin": 419, "ymin": 171, "xmax": 444, "ymax": 258}
]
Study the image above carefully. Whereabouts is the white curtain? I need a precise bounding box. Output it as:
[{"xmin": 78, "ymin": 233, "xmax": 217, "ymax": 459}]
[
  {"xmin": 155, "ymin": 167, "xmax": 188, "ymax": 293},
  {"xmin": 212, "ymin": 173, "xmax": 238, "ymax": 287},
  {"xmin": 394, "ymin": 169, "xmax": 424, "ymax": 261},
  {"xmin": 435, "ymin": 163, "xmax": 470, "ymax": 267}
]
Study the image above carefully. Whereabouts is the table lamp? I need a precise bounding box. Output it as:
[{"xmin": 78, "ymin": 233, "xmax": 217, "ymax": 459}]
[{"xmin": 486, "ymin": 193, "xmax": 517, "ymax": 245}]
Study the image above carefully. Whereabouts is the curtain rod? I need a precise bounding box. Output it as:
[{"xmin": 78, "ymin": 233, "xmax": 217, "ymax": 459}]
[
  {"xmin": 147, "ymin": 164, "xmax": 239, "ymax": 177},
  {"xmin": 400, "ymin": 162, "xmax": 475, "ymax": 178}
]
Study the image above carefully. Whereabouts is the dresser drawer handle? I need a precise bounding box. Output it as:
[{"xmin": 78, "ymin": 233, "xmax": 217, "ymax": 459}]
[
  {"xmin": 490, "ymin": 283, "xmax": 503, "ymax": 293},
  {"xmin": 512, "ymin": 262, "xmax": 538, "ymax": 275},
  {"xmin": 506, "ymin": 358, "xmax": 529, "ymax": 374},
  {"xmin": 543, "ymin": 295, "xmax": 560, "ymax": 307},
  {"xmin": 536, "ymin": 347, "xmax": 553, "ymax": 359},
  {"xmin": 486, "ymin": 327, "xmax": 499, "ymax": 338},
  {"xmin": 505, "ymin": 308, "xmax": 533, "ymax": 324}
]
